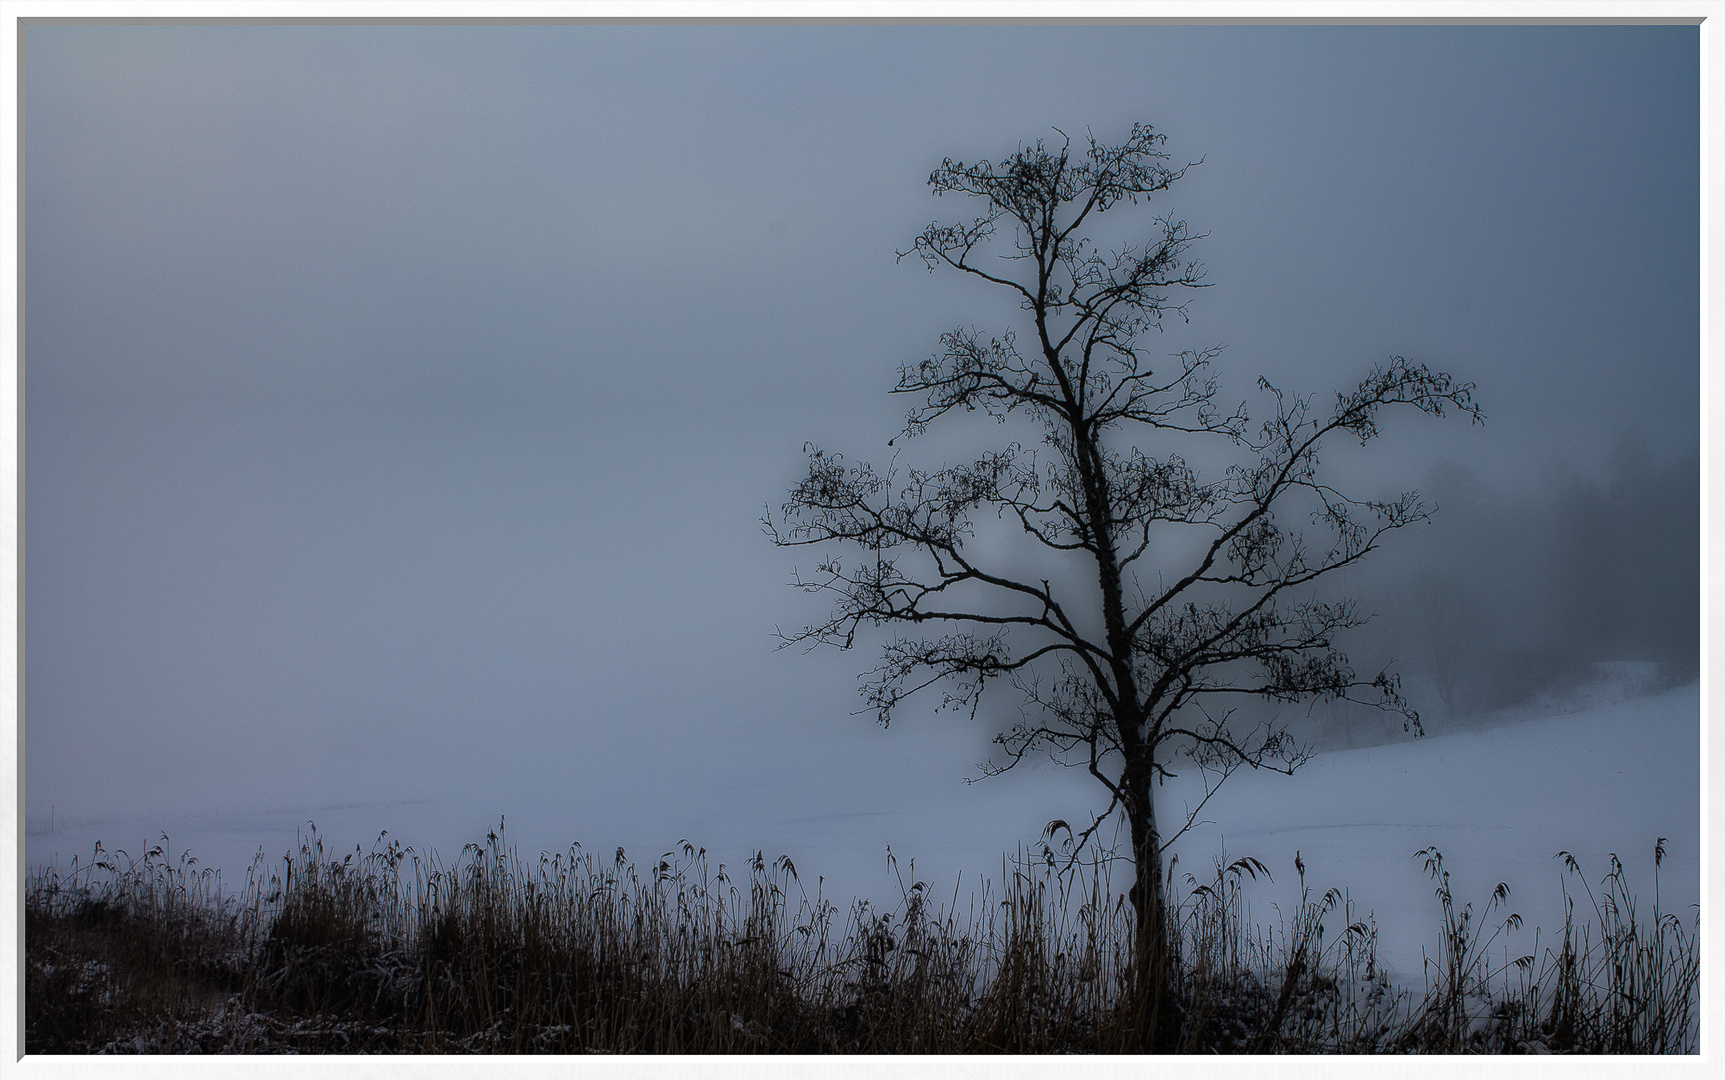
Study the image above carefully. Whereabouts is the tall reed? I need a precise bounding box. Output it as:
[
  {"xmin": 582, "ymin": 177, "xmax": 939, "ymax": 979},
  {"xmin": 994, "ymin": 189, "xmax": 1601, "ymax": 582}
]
[{"xmin": 24, "ymin": 825, "xmax": 1698, "ymax": 1054}]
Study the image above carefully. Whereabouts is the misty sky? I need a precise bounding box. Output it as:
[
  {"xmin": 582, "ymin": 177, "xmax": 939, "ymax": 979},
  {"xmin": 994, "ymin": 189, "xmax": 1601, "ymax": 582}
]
[{"xmin": 22, "ymin": 24, "xmax": 1698, "ymax": 859}]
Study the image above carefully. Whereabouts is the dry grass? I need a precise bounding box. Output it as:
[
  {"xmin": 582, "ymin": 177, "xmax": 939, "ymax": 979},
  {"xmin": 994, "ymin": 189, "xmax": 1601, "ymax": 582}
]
[{"xmin": 24, "ymin": 824, "xmax": 1698, "ymax": 1054}]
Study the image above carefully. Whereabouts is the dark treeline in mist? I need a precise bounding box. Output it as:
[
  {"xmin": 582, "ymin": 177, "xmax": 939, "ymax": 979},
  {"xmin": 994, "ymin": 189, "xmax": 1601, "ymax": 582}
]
[{"xmin": 1302, "ymin": 436, "xmax": 1697, "ymax": 747}]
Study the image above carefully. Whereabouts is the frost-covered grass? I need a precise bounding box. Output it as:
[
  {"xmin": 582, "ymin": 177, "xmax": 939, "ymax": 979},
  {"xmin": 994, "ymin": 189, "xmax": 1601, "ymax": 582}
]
[{"xmin": 25, "ymin": 820, "xmax": 1697, "ymax": 1054}]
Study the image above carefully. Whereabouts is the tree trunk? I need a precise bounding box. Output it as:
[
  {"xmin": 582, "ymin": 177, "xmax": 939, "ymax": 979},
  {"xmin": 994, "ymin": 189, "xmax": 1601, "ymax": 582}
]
[
  {"xmin": 1065, "ymin": 375, "xmax": 1179, "ymax": 1047},
  {"xmin": 1123, "ymin": 761, "xmax": 1180, "ymax": 1051}
]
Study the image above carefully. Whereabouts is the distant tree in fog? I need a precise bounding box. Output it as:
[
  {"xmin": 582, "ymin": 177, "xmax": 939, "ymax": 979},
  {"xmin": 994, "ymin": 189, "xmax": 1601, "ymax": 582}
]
[
  {"xmin": 768, "ymin": 123, "xmax": 1479, "ymax": 1044},
  {"xmin": 1410, "ymin": 572, "xmax": 1479, "ymax": 719}
]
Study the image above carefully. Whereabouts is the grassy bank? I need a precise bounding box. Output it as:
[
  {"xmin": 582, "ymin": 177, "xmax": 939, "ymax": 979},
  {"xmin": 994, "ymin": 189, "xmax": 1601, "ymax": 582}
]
[{"xmin": 24, "ymin": 824, "xmax": 1698, "ymax": 1054}]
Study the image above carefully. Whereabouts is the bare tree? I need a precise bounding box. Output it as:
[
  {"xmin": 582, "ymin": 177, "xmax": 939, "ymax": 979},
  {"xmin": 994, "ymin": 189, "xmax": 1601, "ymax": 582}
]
[
  {"xmin": 1410, "ymin": 571, "xmax": 1480, "ymax": 720},
  {"xmin": 768, "ymin": 124, "xmax": 1479, "ymax": 1040}
]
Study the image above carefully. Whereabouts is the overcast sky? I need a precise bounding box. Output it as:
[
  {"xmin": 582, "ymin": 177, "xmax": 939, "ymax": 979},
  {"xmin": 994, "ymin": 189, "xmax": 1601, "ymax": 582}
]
[{"xmin": 23, "ymin": 25, "xmax": 1697, "ymax": 861}]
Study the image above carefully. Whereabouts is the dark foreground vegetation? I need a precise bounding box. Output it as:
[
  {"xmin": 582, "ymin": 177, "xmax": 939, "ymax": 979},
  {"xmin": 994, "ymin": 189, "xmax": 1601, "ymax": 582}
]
[{"xmin": 26, "ymin": 825, "xmax": 1697, "ymax": 1054}]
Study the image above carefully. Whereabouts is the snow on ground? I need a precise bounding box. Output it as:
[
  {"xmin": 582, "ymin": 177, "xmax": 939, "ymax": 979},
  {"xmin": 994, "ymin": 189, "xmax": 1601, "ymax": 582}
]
[
  {"xmin": 25, "ymin": 681, "xmax": 1699, "ymax": 986},
  {"xmin": 1154, "ymin": 680, "xmax": 1700, "ymax": 980}
]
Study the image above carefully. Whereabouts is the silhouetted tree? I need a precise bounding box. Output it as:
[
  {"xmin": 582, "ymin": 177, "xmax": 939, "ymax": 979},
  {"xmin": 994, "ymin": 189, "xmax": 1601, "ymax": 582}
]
[
  {"xmin": 1410, "ymin": 571, "xmax": 1479, "ymax": 719},
  {"xmin": 768, "ymin": 124, "xmax": 1479, "ymax": 1045}
]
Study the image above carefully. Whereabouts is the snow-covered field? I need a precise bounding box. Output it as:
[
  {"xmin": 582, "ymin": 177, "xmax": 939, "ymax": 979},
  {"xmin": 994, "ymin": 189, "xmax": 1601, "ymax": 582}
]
[
  {"xmin": 1156, "ymin": 680, "xmax": 1701, "ymax": 979},
  {"xmin": 25, "ymin": 680, "xmax": 1699, "ymax": 985}
]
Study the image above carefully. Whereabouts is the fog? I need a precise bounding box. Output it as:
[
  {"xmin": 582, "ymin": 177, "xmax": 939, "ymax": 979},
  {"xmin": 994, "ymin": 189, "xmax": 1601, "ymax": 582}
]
[
  {"xmin": 21, "ymin": 25, "xmax": 1698, "ymax": 907},
  {"xmin": 1370, "ymin": 443, "xmax": 1697, "ymax": 719}
]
